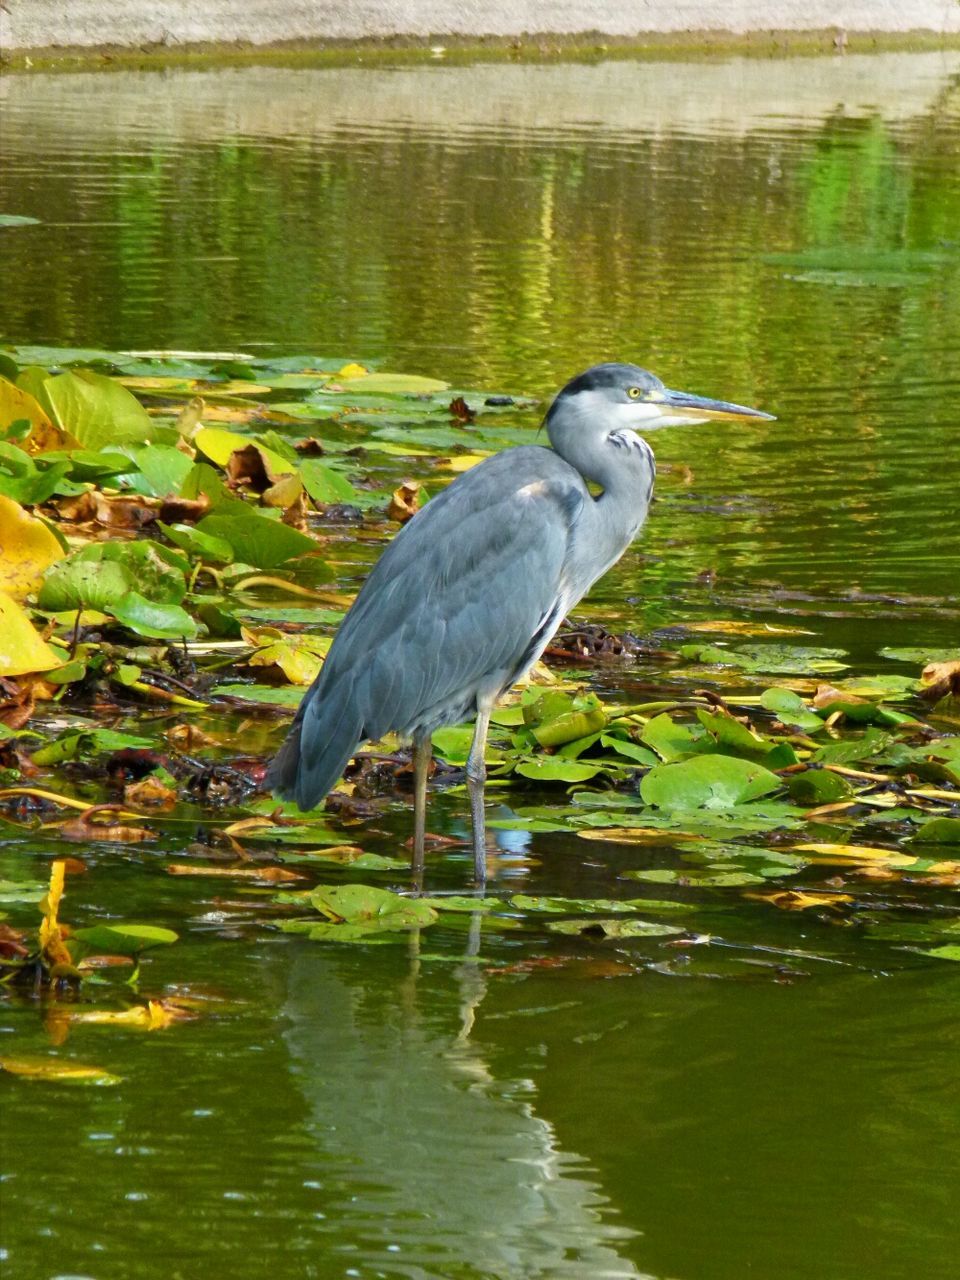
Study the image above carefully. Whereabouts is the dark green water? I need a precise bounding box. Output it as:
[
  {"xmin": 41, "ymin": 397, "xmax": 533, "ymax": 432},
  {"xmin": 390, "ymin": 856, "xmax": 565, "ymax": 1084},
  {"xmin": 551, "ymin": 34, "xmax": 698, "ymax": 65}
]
[{"xmin": 2, "ymin": 53, "xmax": 959, "ymax": 1280}]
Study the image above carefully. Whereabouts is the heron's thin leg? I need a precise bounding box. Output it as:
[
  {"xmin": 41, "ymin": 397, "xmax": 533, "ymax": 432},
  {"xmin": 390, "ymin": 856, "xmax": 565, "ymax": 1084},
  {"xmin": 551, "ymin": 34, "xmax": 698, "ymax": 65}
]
[
  {"xmin": 466, "ymin": 702, "xmax": 492, "ymax": 884},
  {"xmin": 411, "ymin": 731, "xmax": 432, "ymax": 888}
]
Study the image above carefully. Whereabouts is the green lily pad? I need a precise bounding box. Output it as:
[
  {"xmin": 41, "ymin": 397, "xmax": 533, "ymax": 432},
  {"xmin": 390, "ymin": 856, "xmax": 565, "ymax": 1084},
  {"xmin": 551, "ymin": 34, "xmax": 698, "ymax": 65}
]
[
  {"xmin": 515, "ymin": 757, "xmax": 605, "ymax": 784},
  {"xmin": 640, "ymin": 713, "xmax": 710, "ymax": 762},
  {"xmin": 640, "ymin": 755, "xmax": 783, "ymax": 810},
  {"xmin": 197, "ymin": 510, "xmax": 319, "ymax": 570},
  {"xmin": 0, "ymin": 878, "xmax": 47, "ymax": 904},
  {"xmin": 879, "ymin": 647, "xmax": 960, "ymax": 665},
  {"xmin": 213, "ymin": 683, "xmax": 305, "ymax": 706},
  {"xmin": 510, "ymin": 895, "xmax": 639, "ymax": 914},
  {"xmin": 39, "ymin": 539, "xmax": 188, "ymax": 612},
  {"xmin": 112, "ymin": 593, "xmax": 198, "ymax": 640},
  {"xmin": 299, "ymin": 458, "xmax": 361, "ymax": 505},
  {"xmin": 546, "ymin": 917, "xmax": 682, "ymax": 938},
  {"xmin": 43, "ymin": 368, "xmax": 153, "ymax": 449},
  {"xmin": 908, "ymin": 818, "xmax": 960, "ymax": 846},
  {"xmin": 294, "ymin": 884, "xmax": 439, "ymax": 941},
  {"xmin": 760, "ymin": 687, "xmax": 825, "ymax": 733},
  {"xmin": 71, "ymin": 924, "xmax": 178, "ymax": 954},
  {"xmin": 786, "ymin": 768, "xmax": 853, "ymax": 805},
  {"xmin": 624, "ymin": 867, "xmax": 767, "ymax": 886}
]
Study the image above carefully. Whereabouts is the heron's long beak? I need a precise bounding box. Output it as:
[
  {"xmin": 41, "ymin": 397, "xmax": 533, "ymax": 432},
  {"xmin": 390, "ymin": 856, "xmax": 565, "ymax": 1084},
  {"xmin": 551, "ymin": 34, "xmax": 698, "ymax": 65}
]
[{"xmin": 655, "ymin": 386, "xmax": 776, "ymax": 426}]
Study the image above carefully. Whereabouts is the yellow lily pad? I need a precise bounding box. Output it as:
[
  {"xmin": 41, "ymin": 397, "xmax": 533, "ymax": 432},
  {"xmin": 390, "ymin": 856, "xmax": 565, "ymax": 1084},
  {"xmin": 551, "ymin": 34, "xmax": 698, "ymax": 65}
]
[
  {"xmin": 0, "ymin": 590, "xmax": 61, "ymax": 675},
  {"xmin": 0, "ymin": 495, "xmax": 65, "ymax": 599},
  {"xmin": 194, "ymin": 426, "xmax": 296, "ymax": 476}
]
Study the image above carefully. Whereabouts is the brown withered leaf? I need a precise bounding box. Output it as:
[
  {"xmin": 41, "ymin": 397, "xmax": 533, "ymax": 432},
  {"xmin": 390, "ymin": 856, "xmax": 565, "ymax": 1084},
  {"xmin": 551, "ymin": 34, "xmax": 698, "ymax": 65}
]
[
  {"xmin": 920, "ymin": 660, "xmax": 960, "ymax": 701},
  {"xmin": 293, "ymin": 437, "xmax": 326, "ymax": 456},
  {"xmin": 448, "ymin": 396, "xmax": 476, "ymax": 423},
  {"xmin": 812, "ymin": 684, "xmax": 868, "ymax": 710},
  {"xmin": 165, "ymin": 863, "xmax": 305, "ymax": 883},
  {"xmin": 77, "ymin": 954, "xmax": 136, "ymax": 971},
  {"xmin": 280, "ymin": 490, "xmax": 309, "ymax": 530},
  {"xmin": 0, "ymin": 923, "xmax": 29, "ymax": 960},
  {"xmin": 164, "ymin": 723, "xmax": 220, "ymax": 750},
  {"xmin": 225, "ymin": 444, "xmax": 272, "ymax": 493},
  {"xmin": 158, "ymin": 494, "xmax": 210, "ymax": 524},
  {"xmin": 59, "ymin": 806, "xmax": 153, "ymax": 844},
  {"xmin": 388, "ymin": 480, "xmax": 421, "ymax": 523},
  {"xmin": 55, "ymin": 491, "xmax": 159, "ymax": 530},
  {"xmin": 51, "ymin": 491, "xmax": 98, "ymax": 523},
  {"xmin": 123, "ymin": 774, "xmax": 178, "ymax": 809},
  {"xmin": 0, "ymin": 680, "xmax": 37, "ymax": 731},
  {"xmin": 745, "ymin": 889, "xmax": 853, "ymax": 911}
]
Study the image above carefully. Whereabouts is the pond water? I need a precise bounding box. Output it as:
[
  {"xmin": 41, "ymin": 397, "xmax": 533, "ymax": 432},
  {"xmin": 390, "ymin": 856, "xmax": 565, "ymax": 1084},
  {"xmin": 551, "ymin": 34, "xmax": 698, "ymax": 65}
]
[{"xmin": 2, "ymin": 52, "xmax": 959, "ymax": 1280}]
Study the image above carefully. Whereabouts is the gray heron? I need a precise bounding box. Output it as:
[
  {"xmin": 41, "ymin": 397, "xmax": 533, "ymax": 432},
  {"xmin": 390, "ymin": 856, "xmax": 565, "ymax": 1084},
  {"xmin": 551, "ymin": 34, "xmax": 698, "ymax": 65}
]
[{"xmin": 268, "ymin": 362, "xmax": 774, "ymax": 881}]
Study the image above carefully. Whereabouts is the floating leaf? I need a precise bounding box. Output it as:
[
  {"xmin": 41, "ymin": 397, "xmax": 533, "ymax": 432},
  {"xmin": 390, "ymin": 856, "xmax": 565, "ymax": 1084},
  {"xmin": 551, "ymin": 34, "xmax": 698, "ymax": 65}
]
[
  {"xmin": 197, "ymin": 510, "xmax": 318, "ymax": 569},
  {"xmin": 0, "ymin": 496, "xmax": 64, "ymax": 599},
  {"xmin": 510, "ymin": 894, "xmax": 640, "ymax": 914},
  {"xmin": 299, "ymin": 458, "xmax": 361, "ymax": 505},
  {"xmin": 786, "ymin": 768, "xmax": 853, "ymax": 805},
  {"xmin": 340, "ymin": 372, "xmax": 450, "ymax": 395},
  {"xmin": 0, "ymin": 591, "xmax": 61, "ymax": 675},
  {"xmin": 515, "ymin": 757, "xmax": 604, "ymax": 783},
  {"xmin": 745, "ymin": 889, "xmax": 852, "ymax": 911},
  {"xmin": 111, "ymin": 593, "xmax": 198, "ymax": 640},
  {"xmin": 287, "ymin": 884, "xmax": 439, "ymax": 941},
  {"xmin": 0, "ymin": 1057, "xmax": 122, "ymax": 1086},
  {"xmin": 880, "ymin": 647, "xmax": 960, "ymax": 665},
  {"xmin": 39, "ymin": 539, "xmax": 188, "ymax": 614},
  {"xmin": 70, "ymin": 923, "xmax": 179, "ymax": 955},
  {"xmin": 909, "ymin": 818, "xmax": 960, "ymax": 846},
  {"xmin": 760, "ymin": 687, "xmax": 825, "ymax": 733},
  {"xmin": 641, "ymin": 712, "xmax": 709, "ymax": 762},
  {"xmin": 546, "ymin": 917, "xmax": 682, "ymax": 938},
  {"xmin": 640, "ymin": 755, "xmax": 782, "ymax": 810},
  {"xmin": 43, "ymin": 369, "xmax": 153, "ymax": 449}
]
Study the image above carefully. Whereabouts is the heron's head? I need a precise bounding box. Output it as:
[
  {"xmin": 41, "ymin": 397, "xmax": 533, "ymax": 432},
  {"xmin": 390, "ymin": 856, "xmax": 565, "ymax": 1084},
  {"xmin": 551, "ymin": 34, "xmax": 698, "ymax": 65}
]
[{"xmin": 546, "ymin": 362, "xmax": 775, "ymax": 438}]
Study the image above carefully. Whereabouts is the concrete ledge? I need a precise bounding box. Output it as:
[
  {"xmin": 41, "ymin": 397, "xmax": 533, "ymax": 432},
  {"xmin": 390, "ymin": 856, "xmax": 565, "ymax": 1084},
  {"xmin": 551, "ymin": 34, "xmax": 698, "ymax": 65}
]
[{"xmin": 3, "ymin": 1, "xmax": 960, "ymax": 56}]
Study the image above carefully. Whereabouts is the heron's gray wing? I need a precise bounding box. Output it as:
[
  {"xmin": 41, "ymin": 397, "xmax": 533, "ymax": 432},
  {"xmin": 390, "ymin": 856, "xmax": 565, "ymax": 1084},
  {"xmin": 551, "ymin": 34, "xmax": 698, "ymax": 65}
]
[{"xmin": 268, "ymin": 446, "xmax": 586, "ymax": 810}]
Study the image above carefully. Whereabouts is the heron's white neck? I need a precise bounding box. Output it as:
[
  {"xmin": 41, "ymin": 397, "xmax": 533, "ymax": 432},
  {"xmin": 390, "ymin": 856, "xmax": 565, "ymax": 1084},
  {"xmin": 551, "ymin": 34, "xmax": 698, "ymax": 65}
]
[{"xmin": 546, "ymin": 393, "xmax": 657, "ymax": 587}]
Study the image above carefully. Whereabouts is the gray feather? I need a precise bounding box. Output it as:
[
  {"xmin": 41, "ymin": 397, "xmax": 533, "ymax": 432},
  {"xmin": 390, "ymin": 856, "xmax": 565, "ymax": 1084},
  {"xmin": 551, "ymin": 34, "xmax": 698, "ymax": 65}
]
[{"xmin": 268, "ymin": 447, "xmax": 586, "ymax": 809}]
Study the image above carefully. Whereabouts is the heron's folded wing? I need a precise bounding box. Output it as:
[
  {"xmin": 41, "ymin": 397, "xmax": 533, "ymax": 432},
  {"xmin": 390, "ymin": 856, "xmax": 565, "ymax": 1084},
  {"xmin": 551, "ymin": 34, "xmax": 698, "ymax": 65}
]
[{"xmin": 322, "ymin": 448, "xmax": 586, "ymax": 739}]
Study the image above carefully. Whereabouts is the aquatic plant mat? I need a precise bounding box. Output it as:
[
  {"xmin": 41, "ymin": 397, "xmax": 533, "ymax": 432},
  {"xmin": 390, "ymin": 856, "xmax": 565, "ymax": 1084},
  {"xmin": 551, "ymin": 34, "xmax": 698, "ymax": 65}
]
[{"xmin": 1, "ymin": 345, "xmax": 958, "ymax": 1081}]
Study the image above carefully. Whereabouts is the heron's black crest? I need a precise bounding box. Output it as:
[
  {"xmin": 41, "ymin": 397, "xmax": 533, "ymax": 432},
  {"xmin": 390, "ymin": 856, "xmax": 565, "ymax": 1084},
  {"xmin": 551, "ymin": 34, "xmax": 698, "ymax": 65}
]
[{"xmin": 555, "ymin": 362, "xmax": 663, "ymax": 400}]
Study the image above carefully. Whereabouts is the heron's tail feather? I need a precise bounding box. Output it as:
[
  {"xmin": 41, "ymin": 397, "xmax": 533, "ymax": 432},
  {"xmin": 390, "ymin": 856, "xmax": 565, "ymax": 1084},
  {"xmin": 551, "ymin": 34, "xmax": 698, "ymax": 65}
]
[{"xmin": 266, "ymin": 680, "xmax": 364, "ymax": 812}]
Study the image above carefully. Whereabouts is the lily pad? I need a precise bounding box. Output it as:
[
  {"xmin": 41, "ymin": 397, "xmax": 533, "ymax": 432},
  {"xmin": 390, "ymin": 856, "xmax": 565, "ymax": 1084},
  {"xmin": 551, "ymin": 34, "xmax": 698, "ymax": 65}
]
[
  {"xmin": 196, "ymin": 510, "xmax": 319, "ymax": 570},
  {"xmin": 640, "ymin": 755, "xmax": 783, "ymax": 810},
  {"xmin": 515, "ymin": 757, "xmax": 605, "ymax": 783},
  {"xmin": 510, "ymin": 895, "xmax": 639, "ymax": 914},
  {"xmin": 546, "ymin": 917, "xmax": 682, "ymax": 938},
  {"xmin": 0, "ymin": 1057, "xmax": 122, "ymax": 1087},
  {"xmin": 71, "ymin": 923, "xmax": 179, "ymax": 954},
  {"xmin": 298, "ymin": 884, "xmax": 439, "ymax": 941}
]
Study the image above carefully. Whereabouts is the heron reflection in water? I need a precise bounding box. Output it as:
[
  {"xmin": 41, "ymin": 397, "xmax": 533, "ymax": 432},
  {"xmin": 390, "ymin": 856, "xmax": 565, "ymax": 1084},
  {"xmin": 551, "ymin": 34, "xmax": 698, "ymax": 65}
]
[{"xmin": 269, "ymin": 363, "xmax": 773, "ymax": 879}]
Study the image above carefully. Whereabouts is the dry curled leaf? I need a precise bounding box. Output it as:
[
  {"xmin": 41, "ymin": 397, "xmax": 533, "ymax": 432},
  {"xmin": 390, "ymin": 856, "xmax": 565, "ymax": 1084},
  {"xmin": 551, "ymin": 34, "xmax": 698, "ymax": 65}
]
[
  {"xmin": 920, "ymin": 660, "xmax": 960, "ymax": 701},
  {"xmin": 59, "ymin": 806, "xmax": 153, "ymax": 844},
  {"xmin": 165, "ymin": 863, "xmax": 305, "ymax": 883},
  {"xmin": 388, "ymin": 480, "xmax": 421, "ymax": 523},
  {"xmin": 164, "ymin": 723, "xmax": 219, "ymax": 750},
  {"xmin": 123, "ymin": 774, "xmax": 178, "ymax": 809},
  {"xmin": 745, "ymin": 889, "xmax": 853, "ymax": 911}
]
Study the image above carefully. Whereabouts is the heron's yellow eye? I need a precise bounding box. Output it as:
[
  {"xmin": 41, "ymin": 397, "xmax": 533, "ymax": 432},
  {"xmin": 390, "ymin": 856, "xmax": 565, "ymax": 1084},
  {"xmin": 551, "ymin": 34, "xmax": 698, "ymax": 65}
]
[{"xmin": 627, "ymin": 386, "xmax": 642, "ymax": 399}]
